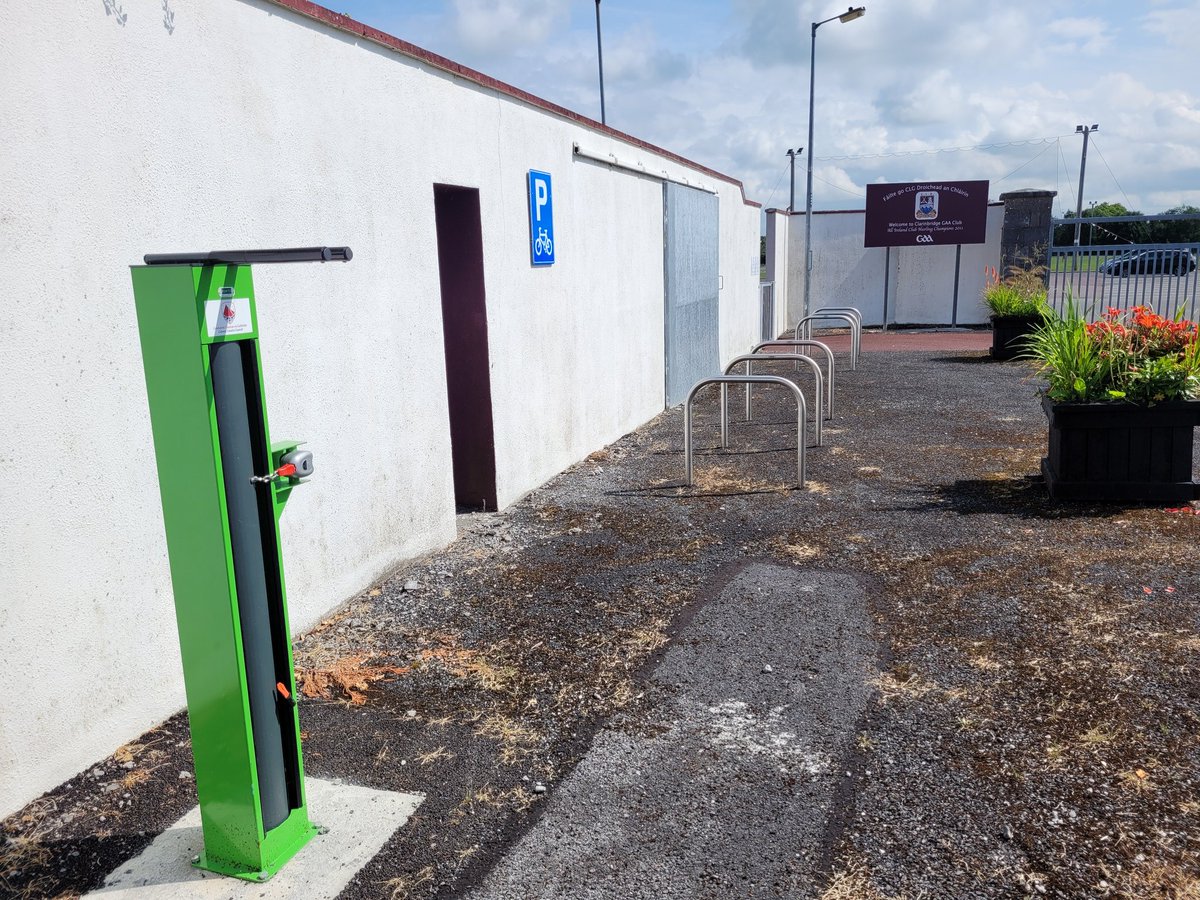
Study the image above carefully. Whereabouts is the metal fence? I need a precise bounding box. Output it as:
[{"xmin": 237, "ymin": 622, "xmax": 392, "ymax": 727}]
[
  {"xmin": 1047, "ymin": 244, "xmax": 1200, "ymax": 319},
  {"xmin": 1045, "ymin": 213, "xmax": 1200, "ymax": 319},
  {"xmin": 759, "ymin": 281, "xmax": 775, "ymax": 342}
]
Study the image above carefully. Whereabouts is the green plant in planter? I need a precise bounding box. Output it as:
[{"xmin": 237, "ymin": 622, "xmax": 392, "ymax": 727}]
[
  {"xmin": 985, "ymin": 259, "xmax": 1052, "ymax": 361},
  {"xmin": 982, "ymin": 261, "xmax": 1050, "ymax": 318},
  {"xmin": 1028, "ymin": 302, "xmax": 1200, "ymax": 501},
  {"xmin": 1023, "ymin": 302, "xmax": 1200, "ymax": 402}
]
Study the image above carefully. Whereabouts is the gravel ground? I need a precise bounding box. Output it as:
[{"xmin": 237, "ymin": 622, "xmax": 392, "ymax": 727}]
[{"xmin": 3, "ymin": 346, "xmax": 1200, "ymax": 900}]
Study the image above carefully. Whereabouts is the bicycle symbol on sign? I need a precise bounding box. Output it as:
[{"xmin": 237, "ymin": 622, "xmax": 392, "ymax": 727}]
[{"xmin": 534, "ymin": 227, "xmax": 553, "ymax": 257}]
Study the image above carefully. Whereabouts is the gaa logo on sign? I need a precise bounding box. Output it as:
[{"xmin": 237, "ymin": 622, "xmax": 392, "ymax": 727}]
[
  {"xmin": 915, "ymin": 190, "xmax": 939, "ymax": 220},
  {"xmin": 916, "ymin": 234, "xmax": 934, "ymax": 244}
]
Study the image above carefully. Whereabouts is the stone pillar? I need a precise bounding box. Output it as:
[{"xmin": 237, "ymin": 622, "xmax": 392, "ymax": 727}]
[{"xmin": 998, "ymin": 189, "xmax": 1056, "ymax": 274}]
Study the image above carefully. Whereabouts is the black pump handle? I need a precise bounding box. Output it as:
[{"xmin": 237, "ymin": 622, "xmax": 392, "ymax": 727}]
[{"xmin": 143, "ymin": 247, "xmax": 352, "ymax": 266}]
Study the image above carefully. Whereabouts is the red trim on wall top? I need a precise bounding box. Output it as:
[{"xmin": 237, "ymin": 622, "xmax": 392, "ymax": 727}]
[
  {"xmin": 264, "ymin": 0, "xmax": 760, "ymax": 208},
  {"xmin": 782, "ymin": 201, "xmax": 1005, "ymax": 216}
]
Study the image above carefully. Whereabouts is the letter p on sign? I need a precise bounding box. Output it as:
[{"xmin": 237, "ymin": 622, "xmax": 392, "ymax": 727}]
[{"xmin": 527, "ymin": 169, "xmax": 555, "ymax": 266}]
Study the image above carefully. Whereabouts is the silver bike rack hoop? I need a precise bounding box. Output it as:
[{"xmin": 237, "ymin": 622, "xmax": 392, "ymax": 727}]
[
  {"xmin": 814, "ymin": 305, "xmax": 862, "ymax": 323},
  {"xmin": 798, "ymin": 309, "xmax": 861, "ymax": 370},
  {"xmin": 813, "ymin": 306, "xmax": 863, "ymax": 337},
  {"xmin": 750, "ymin": 340, "xmax": 835, "ymax": 418},
  {"xmin": 684, "ymin": 375, "xmax": 807, "ymax": 489},
  {"xmin": 723, "ymin": 354, "xmax": 824, "ymax": 447}
]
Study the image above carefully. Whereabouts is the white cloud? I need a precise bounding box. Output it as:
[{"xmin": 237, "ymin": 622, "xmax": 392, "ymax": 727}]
[
  {"xmin": 449, "ymin": 0, "xmax": 570, "ymax": 55},
  {"xmin": 1141, "ymin": 3, "xmax": 1200, "ymax": 48},
  {"xmin": 1045, "ymin": 17, "xmax": 1111, "ymax": 55}
]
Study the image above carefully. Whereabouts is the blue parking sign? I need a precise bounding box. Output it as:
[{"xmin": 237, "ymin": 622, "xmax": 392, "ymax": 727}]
[{"xmin": 527, "ymin": 170, "xmax": 555, "ymax": 266}]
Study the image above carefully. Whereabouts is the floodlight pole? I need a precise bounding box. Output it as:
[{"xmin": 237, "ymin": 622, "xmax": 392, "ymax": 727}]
[
  {"xmin": 803, "ymin": 7, "xmax": 865, "ymax": 320},
  {"xmin": 1073, "ymin": 124, "xmax": 1098, "ymax": 247},
  {"xmin": 787, "ymin": 147, "xmax": 803, "ymax": 212},
  {"xmin": 595, "ymin": 0, "xmax": 606, "ymax": 126}
]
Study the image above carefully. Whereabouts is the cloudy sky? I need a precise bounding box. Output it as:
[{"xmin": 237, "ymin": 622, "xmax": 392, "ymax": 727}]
[{"xmin": 330, "ymin": 0, "xmax": 1198, "ymax": 215}]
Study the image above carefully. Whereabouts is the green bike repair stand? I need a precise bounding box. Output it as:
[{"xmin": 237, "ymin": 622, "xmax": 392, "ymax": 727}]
[{"xmin": 131, "ymin": 247, "xmax": 351, "ymax": 881}]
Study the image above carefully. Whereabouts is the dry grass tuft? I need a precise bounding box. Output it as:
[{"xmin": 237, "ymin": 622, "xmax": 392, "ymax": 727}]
[
  {"xmin": 121, "ymin": 768, "xmax": 152, "ymax": 790},
  {"xmin": 1080, "ymin": 724, "xmax": 1118, "ymax": 746},
  {"xmin": 968, "ymin": 654, "xmax": 1002, "ymax": 672},
  {"xmin": 692, "ymin": 464, "xmax": 787, "ymax": 495},
  {"xmin": 1045, "ymin": 743, "xmax": 1069, "ymax": 766},
  {"xmin": 820, "ymin": 862, "xmax": 913, "ymax": 900},
  {"xmin": 112, "ymin": 738, "xmax": 156, "ymax": 766},
  {"xmin": 1106, "ymin": 860, "xmax": 1200, "ymax": 899},
  {"xmin": 0, "ymin": 798, "xmax": 57, "ymax": 897},
  {"xmin": 855, "ymin": 466, "xmax": 883, "ymax": 478},
  {"xmin": 450, "ymin": 784, "xmax": 536, "ymax": 825},
  {"xmin": 774, "ymin": 537, "xmax": 822, "ymax": 563},
  {"xmin": 474, "ymin": 715, "xmax": 539, "ymax": 765},
  {"xmin": 871, "ymin": 670, "xmax": 937, "ymax": 705},
  {"xmin": 624, "ymin": 620, "xmax": 669, "ymax": 655},
  {"xmin": 297, "ymin": 655, "xmax": 411, "ymax": 705},
  {"xmin": 417, "ymin": 644, "xmax": 519, "ymax": 695},
  {"xmin": 1118, "ymin": 768, "xmax": 1157, "ymax": 793},
  {"xmin": 599, "ymin": 677, "xmax": 637, "ymax": 710},
  {"xmin": 415, "ymin": 746, "xmax": 454, "ymax": 767},
  {"xmin": 384, "ymin": 865, "xmax": 435, "ymax": 899},
  {"xmin": 456, "ymin": 845, "xmax": 479, "ymax": 864}
]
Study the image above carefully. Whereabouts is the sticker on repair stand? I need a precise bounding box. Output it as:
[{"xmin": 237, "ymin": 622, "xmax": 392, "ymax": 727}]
[{"xmin": 204, "ymin": 298, "xmax": 253, "ymax": 337}]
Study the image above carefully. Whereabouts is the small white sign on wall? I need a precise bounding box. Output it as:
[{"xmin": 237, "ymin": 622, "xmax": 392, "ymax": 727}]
[{"xmin": 204, "ymin": 298, "xmax": 253, "ymax": 337}]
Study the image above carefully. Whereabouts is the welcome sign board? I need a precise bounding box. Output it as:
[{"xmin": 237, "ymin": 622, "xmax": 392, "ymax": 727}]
[{"xmin": 864, "ymin": 180, "xmax": 989, "ymax": 247}]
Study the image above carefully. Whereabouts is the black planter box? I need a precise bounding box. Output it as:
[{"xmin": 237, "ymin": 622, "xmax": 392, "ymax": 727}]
[
  {"xmin": 1041, "ymin": 396, "xmax": 1200, "ymax": 502},
  {"xmin": 991, "ymin": 314, "xmax": 1041, "ymax": 360}
]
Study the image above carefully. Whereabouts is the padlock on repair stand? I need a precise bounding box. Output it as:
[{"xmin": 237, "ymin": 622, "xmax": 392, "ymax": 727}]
[
  {"xmin": 251, "ymin": 446, "xmax": 314, "ymax": 486},
  {"xmin": 281, "ymin": 449, "xmax": 313, "ymax": 478}
]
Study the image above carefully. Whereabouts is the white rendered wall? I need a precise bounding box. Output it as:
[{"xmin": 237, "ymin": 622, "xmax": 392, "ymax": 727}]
[
  {"xmin": 764, "ymin": 210, "xmax": 790, "ymax": 340},
  {"xmin": 0, "ymin": 0, "xmax": 760, "ymax": 816},
  {"xmin": 786, "ymin": 204, "xmax": 1004, "ymax": 327},
  {"xmin": 718, "ymin": 192, "xmax": 766, "ymax": 366}
]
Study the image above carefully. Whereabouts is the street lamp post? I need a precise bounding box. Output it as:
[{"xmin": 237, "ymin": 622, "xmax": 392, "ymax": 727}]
[
  {"xmin": 1073, "ymin": 124, "xmax": 1098, "ymax": 247},
  {"xmin": 786, "ymin": 147, "xmax": 803, "ymax": 212},
  {"xmin": 803, "ymin": 6, "xmax": 865, "ymax": 319},
  {"xmin": 595, "ymin": 0, "xmax": 606, "ymax": 126}
]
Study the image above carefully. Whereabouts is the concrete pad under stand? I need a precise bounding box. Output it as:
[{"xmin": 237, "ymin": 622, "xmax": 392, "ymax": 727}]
[{"xmin": 89, "ymin": 778, "xmax": 422, "ymax": 899}]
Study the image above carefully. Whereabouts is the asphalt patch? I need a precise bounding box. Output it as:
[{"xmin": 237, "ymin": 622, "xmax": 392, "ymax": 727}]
[{"xmin": 466, "ymin": 564, "xmax": 875, "ymax": 899}]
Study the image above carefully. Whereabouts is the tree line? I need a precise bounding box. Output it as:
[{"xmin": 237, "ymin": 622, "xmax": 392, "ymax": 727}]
[{"xmin": 1053, "ymin": 203, "xmax": 1200, "ymax": 246}]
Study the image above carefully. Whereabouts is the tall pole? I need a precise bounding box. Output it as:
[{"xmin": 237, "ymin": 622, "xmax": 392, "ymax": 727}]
[
  {"xmin": 787, "ymin": 148, "xmax": 802, "ymax": 212},
  {"xmin": 595, "ymin": 0, "xmax": 606, "ymax": 126},
  {"xmin": 1073, "ymin": 124, "xmax": 1098, "ymax": 247},
  {"xmin": 803, "ymin": 23, "xmax": 818, "ymax": 320},
  {"xmin": 803, "ymin": 8, "xmax": 865, "ymax": 320}
]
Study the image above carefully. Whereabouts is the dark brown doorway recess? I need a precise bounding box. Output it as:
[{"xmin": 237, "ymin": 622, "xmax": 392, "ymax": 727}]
[{"xmin": 433, "ymin": 184, "xmax": 498, "ymax": 511}]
